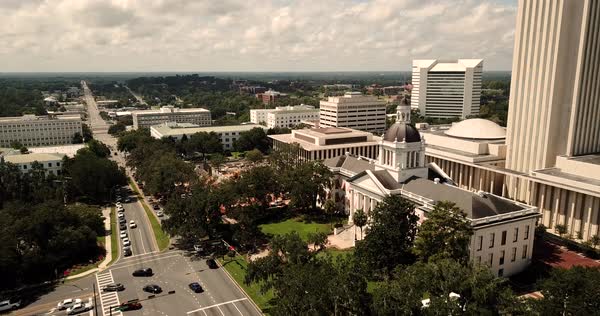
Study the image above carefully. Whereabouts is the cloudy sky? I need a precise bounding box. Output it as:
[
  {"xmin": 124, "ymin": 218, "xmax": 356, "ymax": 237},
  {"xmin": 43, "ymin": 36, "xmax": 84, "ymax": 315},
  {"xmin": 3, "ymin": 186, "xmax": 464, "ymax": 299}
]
[{"xmin": 0, "ymin": 0, "xmax": 518, "ymax": 72}]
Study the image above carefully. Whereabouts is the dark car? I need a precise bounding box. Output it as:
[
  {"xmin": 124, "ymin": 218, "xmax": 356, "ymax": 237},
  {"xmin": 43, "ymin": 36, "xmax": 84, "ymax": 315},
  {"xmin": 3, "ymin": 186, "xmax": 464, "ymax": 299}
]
[
  {"xmin": 152, "ymin": 204, "xmax": 160, "ymax": 210},
  {"xmin": 117, "ymin": 300, "xmax": 142, "ymax": 311},
  {"xmin": 188, "ymin": 282, "xmax": 203, "ymax": 293},
  {"xmin": 119, "ymin": 218, "xmax": 126, "ymax": 224},
  {"xmin": 206, "ymin": 259, "xmax": 218, "ymax": 269},
  {"xmin": 124, "ymin": 248, "xmax": 132, "ymax": 257},
  {"xmin": 142, "ymin": 284, "xmax": 162, "ymax": 294},
  {"xmin": 102, "ymin": 283, "xmax": 125, "ymax": 292},
  {"xmin": 132, "ymin": 268, "xmax": 153, "ymax": 277},
  {"xmin": 120, "ymin": 224, "xmax": 127, "ymax": 231}
]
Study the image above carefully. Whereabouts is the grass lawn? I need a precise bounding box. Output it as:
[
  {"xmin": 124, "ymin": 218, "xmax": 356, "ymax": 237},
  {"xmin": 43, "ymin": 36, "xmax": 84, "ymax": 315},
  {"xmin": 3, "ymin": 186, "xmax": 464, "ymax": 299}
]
[
  {"xmin": 260, "ymin": 218, "xmax": 332, "ymax": 241},
  {"xmin": 129, "ymin": 178, "xmax": 170, "ymax": 251},
  {"xmin": 320, "ymin": 248, "xmax": 355, "ymax": 259},
  {"xmin": 218, "ymin": 255, "xmax": 273, "ymax": 313},
  {"xmin": 108, "ymin": 207, "xmax": 119, "ymax": 266}
]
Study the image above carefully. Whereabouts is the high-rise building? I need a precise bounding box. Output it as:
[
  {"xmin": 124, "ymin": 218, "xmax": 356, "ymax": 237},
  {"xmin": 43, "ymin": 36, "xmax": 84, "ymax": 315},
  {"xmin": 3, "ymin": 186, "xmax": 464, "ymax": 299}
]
[
  {"xmin": 132, "ymin": 106, "xmax": 211, "ymax": 129},
  {"xmin": 0, "ymin": 114, "xmax": 83, "ymax": 147},
  {"xmin": 411, "ymin": 59, "xmax": 483, "ymax": 119},
  {"xmin": 319, "ymin": 92, "xmax": 387, "ymax": 134}
]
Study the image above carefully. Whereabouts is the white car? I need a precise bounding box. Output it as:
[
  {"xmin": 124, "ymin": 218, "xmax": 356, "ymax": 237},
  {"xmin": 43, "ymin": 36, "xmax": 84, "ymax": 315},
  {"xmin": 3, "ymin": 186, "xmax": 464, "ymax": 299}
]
[
  {"xmin": 129, "ymin": 220, "xmax": 137, "ymax": 228},
  {"xmin": 118, "ymin": 213, "xmax": 124, "ymax": 219},
  {"xmin": 123, "ymin": 238, "xmax": 131, "ymax": 247},
  {"xmin": 156, "ymin": 211, "xmax": 164, "ymax": 217},
  {"xmin": 115, "ymin": 202, "xmax": 122, "ymax": 207},
  {"xmin": 66, "ymin": 302, "xmax": 93, "ymax": 315},
  {"xmin": 0, "ymin": 299, "xmax": 21, "ymax": 312},
  {"xmin": 120, "ymin": 231, "xmax": 127, "ymax": 239},
  {"xmin": 57, "ymin": 298, "xmax": 82, "ymax": 310}
]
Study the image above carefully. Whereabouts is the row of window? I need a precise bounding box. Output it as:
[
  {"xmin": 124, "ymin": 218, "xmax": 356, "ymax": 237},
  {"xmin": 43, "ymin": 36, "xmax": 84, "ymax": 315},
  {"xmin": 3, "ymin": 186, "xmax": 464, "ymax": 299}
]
[
  {"xmin": 477, "ymin": 225, "xmax": 530, "ymax": 251},
  {"xmin": 476, "ymin": 245, "xmax": 528, "ymax": 267},
  {"xmin": 22, "ymin": 161, "xmax": 61, "ymax": 169}
]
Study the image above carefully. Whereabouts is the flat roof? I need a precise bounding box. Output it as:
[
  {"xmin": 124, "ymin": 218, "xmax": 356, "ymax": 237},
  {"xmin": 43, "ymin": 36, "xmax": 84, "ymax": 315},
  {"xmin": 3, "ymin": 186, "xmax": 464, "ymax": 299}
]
[
  {"xmin": 4, "ymin": 153, "xmax": 65, "ymax": 164},
  {"xmin": 0, "ymin": 114, "xmax": 81, "ymax": 122},
  {"xmin": 28, "ymin": 144, "xmax": 85, "ymax": 158},
  {"xmin": 269, "ymin": 132, "xmax": 380, "ymax": 151},
  {"xmin": 152, "ymin": 124, "xmax": 267, "ymax": 137},
  {"xmin": 132, "ymin": 107, "xmax": 209, "ymax": 115}
]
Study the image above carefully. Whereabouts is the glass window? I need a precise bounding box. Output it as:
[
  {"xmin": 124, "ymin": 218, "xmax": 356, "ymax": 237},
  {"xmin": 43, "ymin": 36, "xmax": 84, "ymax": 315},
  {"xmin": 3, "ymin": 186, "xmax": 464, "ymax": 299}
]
[
  {"xmin": 511, "ymin": 247, "xmax": 517, "ymax": 262},
  {"xmin": 501, "ymin": 231, "xmax": 507, "ymax": 245},
  {"xmin": 477, "ymin": 236, "xmax": 483, "ymax": 251},
  {"xmin": 514, "ymin": 228, "xmax": 519, "ymax": 242},
  {"xmin": 487, "ymin": 253, "xmax": 493, "ymax": 266},
  {"xmin": 499, "ymin": 250, "xmax": 505, "ymax": 265},
  {"xmin": 522, "ymin": 245, "xmax": 528, "ymax": 259},
  {"xmin": 525, "ymin": 225, "xmax": 530, "ymax": 240},
  {"xmin": 489, "ymin": 233, "xmax": 495, "ymax": 248}
]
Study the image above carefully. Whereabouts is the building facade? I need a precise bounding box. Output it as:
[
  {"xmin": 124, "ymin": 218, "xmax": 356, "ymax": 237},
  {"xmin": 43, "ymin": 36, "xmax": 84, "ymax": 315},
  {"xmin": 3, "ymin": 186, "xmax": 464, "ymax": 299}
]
[
  {"xmin": 411, "ymin": 59, "xmax": 483, "ymax": 119},
  {"xmin": 132, "ymin": 106, "xmax": 211, "ymax": 129},
  {"xmin": 2, "ymin": 152, "xmax": 65, "ymax": 176},
  {"xmin": 319, "ymin": 92, "xmax": 387, "ymax": 134},
  {"xmin": 150, "ymin": 123, "xmax": 267, "ymax": 151},
  {"xmin": 257, "ymin": 89, "xmax": 288, "ymax": 105},
  {"xmin": 0, "ymin": 115, "xmax": 83, "ymax": 148},
  {"xmin": 250, "ymin": 105, "xmax": 319, "ymax": 128}
]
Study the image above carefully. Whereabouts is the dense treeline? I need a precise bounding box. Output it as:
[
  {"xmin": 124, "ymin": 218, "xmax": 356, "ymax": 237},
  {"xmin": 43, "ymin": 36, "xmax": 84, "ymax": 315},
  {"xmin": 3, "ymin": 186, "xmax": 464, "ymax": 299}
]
[
  {"xmin": 0, "ymin": 141, "xmax": 126, "ymax": 290},
  {"xmin": 0, "ymin": 78, "xmax": 83, "ymax": 117}
]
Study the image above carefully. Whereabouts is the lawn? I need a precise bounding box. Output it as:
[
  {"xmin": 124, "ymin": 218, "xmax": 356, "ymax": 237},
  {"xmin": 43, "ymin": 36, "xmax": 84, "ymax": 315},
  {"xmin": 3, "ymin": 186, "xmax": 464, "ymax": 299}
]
[
  {"xmin": 260, "ymin": 218, "xmax": 332, "ymax": 241},
  {"xmin": 108, "ymin": 207, "xmax": 119, "ymax": 266},
  {"xmin": 129, "ymin": 178, "xmax": 170, "ymax": 251},
  {"xmin": 218, "ymin": 255, "xmax": 273, "ymax": 313}
]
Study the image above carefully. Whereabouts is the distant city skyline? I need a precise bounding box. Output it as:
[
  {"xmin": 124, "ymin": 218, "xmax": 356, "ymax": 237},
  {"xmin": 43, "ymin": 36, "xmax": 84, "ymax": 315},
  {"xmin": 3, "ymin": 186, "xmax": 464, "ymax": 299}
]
[{"xmin": 0, "ymin": 0, "xmax": 517, "ymax": 72}]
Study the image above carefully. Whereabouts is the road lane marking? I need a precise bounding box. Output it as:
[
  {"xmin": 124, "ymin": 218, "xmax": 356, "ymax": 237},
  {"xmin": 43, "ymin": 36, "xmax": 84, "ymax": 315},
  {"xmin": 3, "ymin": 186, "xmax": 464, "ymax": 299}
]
[
  {"xmin": 117, "ymin": 250, "xmax": 160, "ymax": 261},
  {"xmin": 95, "ymin": 271, "xmax": 122, "ymax": 316},
  {"xmin": 109, "ymin": 254, "xmax": 181, "ymax": 271},
  {"xmin": 232, "ymin": 302, "xmax": 244, "ymax": 316},
  {"xmin": 186, "ymin": 298, "xmax": 248, "ymax": 314},
  {"xmin": 138, "ymin": 227, "xmax": 147, "ymax": 254},
  {"xmin": 216, "ymin": 306, "xmax": 226, "ymax": 316}
]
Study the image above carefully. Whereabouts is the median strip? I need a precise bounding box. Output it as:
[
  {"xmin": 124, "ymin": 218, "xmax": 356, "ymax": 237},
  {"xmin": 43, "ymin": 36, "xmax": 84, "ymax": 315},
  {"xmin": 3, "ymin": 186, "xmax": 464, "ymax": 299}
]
[{"xmin": 128, "ymin": 178, "xmax": 170, "ymax": 251}]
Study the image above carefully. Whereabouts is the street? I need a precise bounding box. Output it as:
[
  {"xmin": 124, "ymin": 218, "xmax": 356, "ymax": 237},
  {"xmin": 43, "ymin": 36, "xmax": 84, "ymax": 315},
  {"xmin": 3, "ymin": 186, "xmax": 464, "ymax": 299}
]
[{"xmin": 8, "ymin": 81, "xmax": 262, "ymax": 316}]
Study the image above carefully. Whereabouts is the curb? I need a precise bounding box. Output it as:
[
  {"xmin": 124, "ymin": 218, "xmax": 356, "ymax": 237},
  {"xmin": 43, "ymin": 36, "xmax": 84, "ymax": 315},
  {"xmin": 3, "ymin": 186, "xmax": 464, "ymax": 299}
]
[
  {"xmin": 218, "ymin": 259, "xmax": 264, "ymax": 315},
  {"xmin": 65, "ymin": 267, "xmax": 99, "ymax": 280}
]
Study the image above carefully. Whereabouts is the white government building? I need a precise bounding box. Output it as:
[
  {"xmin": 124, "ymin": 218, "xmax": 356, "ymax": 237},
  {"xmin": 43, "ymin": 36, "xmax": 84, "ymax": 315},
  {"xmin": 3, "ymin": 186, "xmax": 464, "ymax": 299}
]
[
  {"xmin": 411, "ymin": 59, "xmax": 483, "ymax": 119},
  {"xmin": 150, "ymin": 122, "xmax": 267, "ymax": 151},
  {"xmin": 1, "ymin": 152, "xmax": 65, "ymax": 175},
  {"xmin": 0, "ymin": 114, "xmax": 83, "ymax": 148},
  {"xmin": 319, "ymin": 92, "xmax": 387, "ymax": 134},
  {"xmin": 250, "ymin": 104, "xmax": 320, "ymax": 128},
  {"xmin": 324, "ymin": 100, "xmax": 539, "ymax": 277},
  {"xmin": 132, "ymin": 106, "xmax": 211, "ymax": 129}
]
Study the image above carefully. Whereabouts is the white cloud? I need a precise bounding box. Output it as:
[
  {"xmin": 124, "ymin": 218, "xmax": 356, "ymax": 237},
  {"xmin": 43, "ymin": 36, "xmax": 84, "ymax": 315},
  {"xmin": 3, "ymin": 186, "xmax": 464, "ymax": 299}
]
[{"xmin": 0, "ymin": 0, "xmax": 517, "ymax": 71}]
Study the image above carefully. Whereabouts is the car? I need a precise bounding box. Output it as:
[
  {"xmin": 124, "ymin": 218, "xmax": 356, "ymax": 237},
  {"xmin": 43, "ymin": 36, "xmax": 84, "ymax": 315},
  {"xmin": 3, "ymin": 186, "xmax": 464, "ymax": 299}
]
[
  {"xmin": 66, "ymin": 302, "xmax": 93, "ymax": 315},
  {"xmin": 206, "ymin": 259, "xmax": 218, "ymax": 269},
  {"xmin": 115, "ymin": 202, "xmax": 122, "ymax": 207},
  {"xmin": 152, "ymin": 204, "xmax": 160, "ymax": 210},
  {"xmin": 120, "ymin": 231, "xmax": 127, "ymax": 239},
  {"xmin": 120, "ymin": 224, "xmax": 127, "ymax": 230},
  {"xmin": 188, "ymin": 282, "xmax": 203, "ymax": 293},
  {"xmin": 156, "ymin": 211, "xmax": 164, "ymax": 217},
  {"xmin": 143, "ymin": 284, "xmax": 162, "ymax": 294},
  {"xmin": 132, "ymin": 268, "xmax": 153, "ymax": 277},
  {"xmin": 118, "ymin": 213, "xmax": 124, "ymax": 219},
  {"xmin": 122, "ymin": 238, "xmax": 130, "ymax": 247},
  {"xmin": 117, "ymin": 300, "xmax": 142, "ymax": 311},
  {"xmin": 129, "ymin": 220, "xmax": 137, "ymax": 228},
  {"xmin": 0, "ymin": 299, "xmax": 21, "ymax": 312},
  {"xmin": 123, "ymin": 197, "xmax": 131, "ymax": 203},
  {"xmin": 102, "ymin": 283, "xmax": 124, "ymax": 292},
  {"xmin": 124, "ymin": 248, "xmax": 132, "ymax": 257},
  {"xmin": 57, "ymin": 298, "xmax": 82, "ymax": 310},
  {"xmin": 193, "ymin": 244, "xmax": 203, "ymax": 253},
  {"xmin": 119, "ymin": 218, "xmax": 126, "ymax": 224}
]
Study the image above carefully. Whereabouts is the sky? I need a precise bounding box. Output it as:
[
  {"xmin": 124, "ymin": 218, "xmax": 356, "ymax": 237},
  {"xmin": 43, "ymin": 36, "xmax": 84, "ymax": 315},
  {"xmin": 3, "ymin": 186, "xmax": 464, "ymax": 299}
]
[{"xmin": 0, "ymin": 0, "xmax": 518, "ymax": 72}]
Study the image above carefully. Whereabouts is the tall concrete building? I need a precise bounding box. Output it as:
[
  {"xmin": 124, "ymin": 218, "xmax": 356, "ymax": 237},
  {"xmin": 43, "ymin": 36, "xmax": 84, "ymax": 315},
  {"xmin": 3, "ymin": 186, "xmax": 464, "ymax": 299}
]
[
  {"xmin": 132, "ymin": 106, "xmax": 211, "ymax": 129},
  {"xmin": 411, "ymin": 59, "xmax": 483, "ymax": 119},
  {"xmin": 319, "ymin": 92, "xmax": 387, "ymax": 134}
]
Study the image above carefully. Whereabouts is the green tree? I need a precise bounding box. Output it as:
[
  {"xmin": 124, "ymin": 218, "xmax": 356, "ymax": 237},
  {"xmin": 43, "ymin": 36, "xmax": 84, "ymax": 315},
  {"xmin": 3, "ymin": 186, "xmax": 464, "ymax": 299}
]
[
  {"xmin": 236, "ymin": 165, "xmax": 280, "ymax": 209},
  {"xmin": 82, "ymin": 124, "xmax": 93, "ymax": 141},
  {"xmin": 555, "ymin": 224, "xmax": 568, "ymax": 237},
  {"xmin": 535, "ymin": 266, "xmax": 600, "ymax": 315},
  {"xmin": 71, "ymin": 132, "xmax": 84, "ymax": 144},
  {"xmin": 355, "ymin": 195, "xmax": 418, "ymax": 276},
  {"xmin": 322, "ymin": 199, "xmax": 338, "ymax": 226},
  {"xmin": 117, "ymin": 128, "xmax": 153, "ymax": 153},
  {"xmin": 414, "ymin": 201, "xmax": 474, "ymax": 263},
  {"xmin": 282, "ymin": 161, "xmax": 332, "ymax": 211},
  {"xmin": 591, "ymin": 235, "xmax": 600, "ymax": 249},
  {"xmin": 19, "ymin": 146, "xmax": 28, "ymax": 154},
  {"xmin": 245, "ymin": 148, "xmax": 264, "ymax": 163},
  {"xmin": 138, "ymin": 153, "xmax": 195, "ymax": 197},
  {"xmin": 108, "ymin": 122, "xmax": 126, "ymax": 135},
  {"xmin": 86, "ymin": 139, "xmax": 111, "ymax": 158},
  {"xmin": 307, "ymin": 231, "xmax": 328, "ymax": 251},
  {"xmin": 209, "ymin": 153, "xmax": 226, "ymax": 172},
  {"xmin": 353, "ymin": 208, "xmax": 368, "ymax": 240},
  {"xmin": 186, "ymin": 132, "xmax": 222, "ymax": 159},
  {"xmin": 234, "ymin": 127, "xmax": 270, "ymax": 153}
]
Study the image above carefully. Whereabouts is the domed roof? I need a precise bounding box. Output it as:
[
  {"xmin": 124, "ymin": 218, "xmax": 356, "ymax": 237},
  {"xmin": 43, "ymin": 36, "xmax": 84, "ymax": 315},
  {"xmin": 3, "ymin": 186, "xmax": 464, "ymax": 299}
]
[
  {"xmin": 444, "ymin": 118, "xmax": 506, "ymax": 140},
  {"xmin": 383, "ymin": 122, "xmax": 421, "ymax": 143}
]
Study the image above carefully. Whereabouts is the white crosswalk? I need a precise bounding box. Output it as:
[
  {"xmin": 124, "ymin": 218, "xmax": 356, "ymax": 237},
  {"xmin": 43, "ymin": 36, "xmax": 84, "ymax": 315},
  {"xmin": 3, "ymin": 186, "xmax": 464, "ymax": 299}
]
[{"xmin": 95, "ymin": 271, "xmax": 122, "ymax": 316}]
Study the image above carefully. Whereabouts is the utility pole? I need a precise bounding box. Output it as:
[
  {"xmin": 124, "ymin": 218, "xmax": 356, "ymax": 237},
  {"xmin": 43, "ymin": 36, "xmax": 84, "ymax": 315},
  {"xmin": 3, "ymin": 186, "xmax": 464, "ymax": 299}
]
[{"xmin": 93, "ymin": 282, "xmax": 99, "ymax": 316}]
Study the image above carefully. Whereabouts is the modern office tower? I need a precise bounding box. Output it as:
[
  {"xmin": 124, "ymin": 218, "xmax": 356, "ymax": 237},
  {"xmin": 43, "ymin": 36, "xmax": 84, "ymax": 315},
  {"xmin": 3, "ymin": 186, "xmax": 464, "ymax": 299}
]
[
  {"xmin": 0, "ymin": 114, "xmax": 83, "ymax": 147},
  {"xmin": 506, "ymin": 0, "xmax": 600, "ymax": 173},
  {"xmin": 132, "ymin": 106, "xmax": 211, "ymax": 129},
  {"xmin": 319, "ymin": 92, "xmax": 387, "ymax": 134},
  {"xmin": 411, "ymin": 59, "xmax": 483, "ymax": 119}
]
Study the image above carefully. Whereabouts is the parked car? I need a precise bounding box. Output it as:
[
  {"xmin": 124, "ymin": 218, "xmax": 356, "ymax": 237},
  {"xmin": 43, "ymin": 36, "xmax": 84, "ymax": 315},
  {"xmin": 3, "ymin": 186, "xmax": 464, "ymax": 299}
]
[
  {"xmin": 206, "ymin": 259, "xmax": 218, "ymax": 269},
  {"xmin": 117, "ymin": 300, "xmax": 142, "ymax": 311},
  {"xmin": 118, "ymin": 213, "xmax": 124, "ymax": 219},
  {"xmin": 132, "ymin": 268, "xmax": 153, "ymax": 277},
  {"xmin": 142, "ymin": 284, "xmax": 162, "ymax": 294},
  {"xmin": 122, "ymin": 238, "xmax": 130, "ymax": 247},
  {"xmin": 156, "ymin": 211, "xmax": 164, "ymax": 217},
  {"xmin": 57, "ymin": 298, "xmax": 82, "ymax": 310},
  {"xmin": 0, "ymin": 299, "xmax": 21, "ymax": 312},
  {"xmin": 66, "ymin": 302, "xmax": 93, "ymax": 315},
  {"xmin": 120, "ymin": 231, "xmax": 127, "ymax": 239},
  {"xmin": 188, "ymin": 282, "xmax": 203, "ymax": 293},
  {"xmin": 129, "ymin": 220, "xmax": 137, "ymax": 228},
  {"xmin": 102, "ymin": 283, "xmax": 124, "ymax": 292},
  {"xmin": 152, "ymin": 204, "xmax": 160, "ymax": 210},
  {"xmin": 124, "ymin": 248, "xmax": 132, "ymax": 257},
  {"xmin": 120, "ymin": 224, "xmax": 127, "ymax": 230},
  {"xmin": 123, "ymin": 197, "xmax": 131, "ymax": 203},
  {"xmin": 119, "ymin": 218, "xmax": 126, "ymax": 224}
]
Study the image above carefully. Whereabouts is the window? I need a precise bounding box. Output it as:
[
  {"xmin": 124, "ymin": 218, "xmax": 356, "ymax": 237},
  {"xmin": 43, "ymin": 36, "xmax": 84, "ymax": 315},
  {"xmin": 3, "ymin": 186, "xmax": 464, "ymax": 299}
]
[
  {"xmin": 477, "ymin": 236, "xmax": 483, "ymax": 251},
  {"xmin": 501, "ymin": 231, "xmax": 507, "ymax": 245},
  {"xmin": 498, "ymin": 269, "xmax": 504, "ymax": 277},
  {"xmin": 499, "ymin": 250, "xmax": 505, "ymax": 265},
  {"xmin": 525, "ymin": 225, "xmax": 530, "ymax": 240},
  {"xmin": 511, "ymin": 247, "xmax": 517, "ymax": 262},
  {"xmin": 489, "ymin": 233, "xmax": 495, "ymax": 248},
  {"xmin": 487, "ymin": 253, "xmax": 493, "ymax": 266},
  {"xmin": 522, "ymin": 245, "xmax": 528, "ymax": 259},
  {"xmin": 514, "ymin": 228, "xmax": 519, "ymax": 242}
]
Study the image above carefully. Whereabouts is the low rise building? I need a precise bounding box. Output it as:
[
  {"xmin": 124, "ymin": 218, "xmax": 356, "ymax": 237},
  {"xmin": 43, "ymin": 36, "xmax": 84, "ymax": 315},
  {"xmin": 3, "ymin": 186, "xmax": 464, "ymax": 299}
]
[
  {"xmin": 250, "ymin": 105, "xmax": 319, "ymax": 128},
  {"xmin": 150, "ymin": 123, "xmax": 267, "ymax": 151},
  {"xmin": 269, "ymin": 127, "xmax": 381, "ymax": 161},
  {"xmin": 132, "ymin": 106, "xmax": 211, "ymax": 129},
  {"xmin": 0, "ymin": 114, "xmax": 83, "ymax": 148},
  {"xmin": 257, "ymin": 89, "xmax": 288, "ymax": 105},
  {"xmin": 319, "ymin": 92, "xmax": 387, "ymax": 134},
  {"xmin": 1, "ymin": 152, "xmax": 65, "ymax": 175}
]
